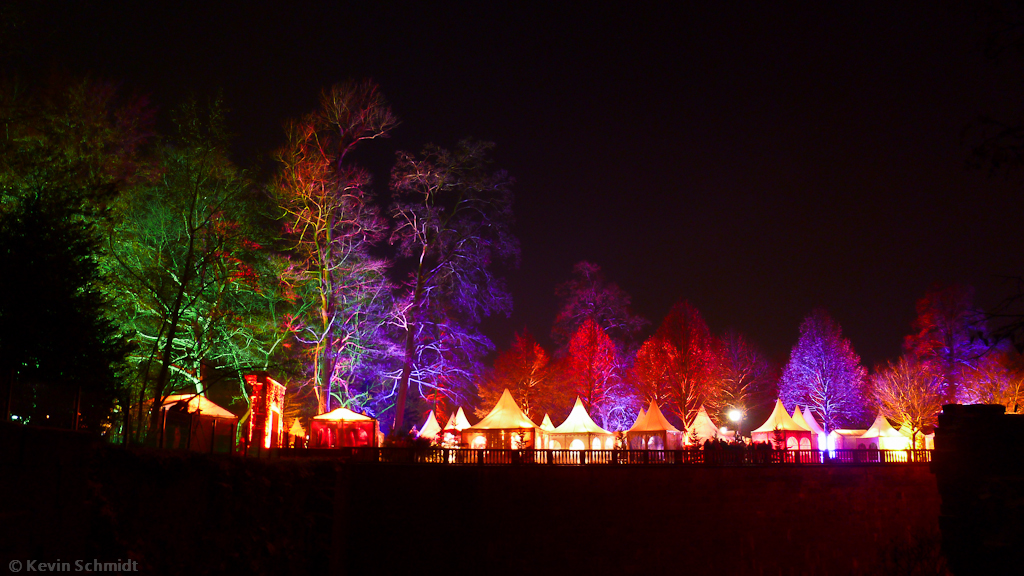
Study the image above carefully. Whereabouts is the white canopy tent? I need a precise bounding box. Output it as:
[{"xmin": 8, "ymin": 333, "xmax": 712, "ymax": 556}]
[
  {"xmin": 462, "ymin": 389, "xmax": 540, "ymax": 449},
  {"xmin": 417, "ymin": 411, "xmax": 442, "ymax": 441},
  {"xmin": 549, "ymin": 397, "xmax": 615, "ymax": 450},
  {"xmin": 790, "ymin": 407, "xmax": 820, "ymax": 449},
  {"xmin": 798, "ymin": 406, "xmax": 828, "ymax": 450},
  {"xmin": 685, "ymin": 405, "xmax": 721, "ymax": 446},
  {"xmin": 858, "ymin": 414, "xmax": 911, "ymax": 450},
  {"xmin": 159, "ymin": 394, "xmax": 238, "ymax": 453},
  {"xmin": 750, "ymin": 400, "xmax": 813, "ymax": 450}
]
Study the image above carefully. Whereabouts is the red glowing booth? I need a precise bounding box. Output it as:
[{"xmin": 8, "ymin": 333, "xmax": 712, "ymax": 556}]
[
  {"xmin": 311, "ymin": 407, "xmax": 380, "ymax": 448},
  {"xmin": 246, "ymin": 373, "xmax": 286, "ymax": 450},
  {"xmin": 158, "ymin": 394, "xmax": 238, "ymax": 454}
]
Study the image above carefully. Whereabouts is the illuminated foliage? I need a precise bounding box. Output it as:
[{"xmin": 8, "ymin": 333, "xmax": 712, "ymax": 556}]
[
  {"xmin": 565, "ymin": 318, "xmax": 622, "ymax": 426},
  {"xmin": 967, "ymin": 351, "xmax": 1024, "ymax": 412},
  {"xmin": 475, "ymin": 330, "xmax": 568, "ymax": 421},
  {"xmin": 0, "ymin": 78, "xmax": 150, "ymax": 433},
  {"xmin": 551, "ymin": 261, "xmax": 647, "ymax": 356},
  {"xmin": 274, "ymin": 81, "xmax": 397, "ymax": 416},
  {"xmin": 633, "ymin": 301, "xmax": 720, "ymax": 428},
  {"xmin": 388, "ymin": 139, "xmax": 518, "ymax": 432},
  {"xmin": 868, "ymin": 356, "xmax": 944, "ymax": 445},
  {"xmin": 904, "ymin": 284, "xmax": 990, "ymax": 404},
  {"xmin": 107, "ymin": 99, "xmax": 280, "ymax": 442},
  {"xmin": 716, "ymin": 330, "xmax": 776, "ymax": 418},
  {"xmin": 779, "ymin": 309, "xmax": 866, "ymax": 432}
]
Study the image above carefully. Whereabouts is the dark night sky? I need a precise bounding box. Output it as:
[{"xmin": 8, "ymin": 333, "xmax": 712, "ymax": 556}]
[{"xmin": 12, "ymin": 1, "xmax": 1024, "ymax": 368}]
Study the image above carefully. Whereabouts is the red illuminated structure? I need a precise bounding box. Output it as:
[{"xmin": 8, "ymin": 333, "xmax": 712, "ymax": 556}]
[{"xmin": 246, "ymin": 373, "xmax": 286, "ymax": 451}]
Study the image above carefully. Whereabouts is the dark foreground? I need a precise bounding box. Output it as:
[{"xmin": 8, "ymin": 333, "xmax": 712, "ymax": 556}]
[{"xmin": 0, "ymin": 424, "xmax": 943, "ymax": 576}]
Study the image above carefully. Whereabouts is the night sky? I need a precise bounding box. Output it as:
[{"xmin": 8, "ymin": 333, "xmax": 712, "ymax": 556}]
[{"xmin": 12, "ymin": 1, "xmax": 1024, "ymax": 368}]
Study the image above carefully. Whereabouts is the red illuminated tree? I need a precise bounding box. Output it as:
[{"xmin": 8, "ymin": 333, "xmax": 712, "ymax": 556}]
[
  {"xmin": 904, "ymin": 284, "xmax": 990, "ymax": 404},
  {"xmin": 475, "ymin": 331, "xmax": 568, "ymax": 420},
  {"xmin": 565, "ymin": 318, "xmax": 622, "ymax": 425},
  {"xmin": 388, "ymin": 139, "xmax": 518, "ymax": 432},
  {"xmin": 551, "ymin": 261, "xmax": 647, "ymax": 356},
  {"xmin": 632, "ymin": 301, "xmax": 721, "ymax": 428},
  {"xmin": 275, "ymin": 81, "xmax": 397, "ymax": 416},
  {"xmin": 779, "ymin": 309, "xmax": 867, "ymax": 432},
  {"xmin": 868, "ymin": 356, "xmax": 944, "ymax": 447}
]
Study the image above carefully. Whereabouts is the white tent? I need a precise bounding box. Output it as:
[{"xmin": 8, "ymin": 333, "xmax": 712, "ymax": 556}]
[
  {"xmin": 417, "ymin": 411, "xmax": 442, "ymax": 441},
  {"xmin": 790, "ymin": 406, "xmax": 818, "ymax": 449},
  {"xmin": 858, "ymin": 414, "xmax": 911, "ymax": 450},
  {"xmin": 444, "ymin": 407, "xmax": 473, "ymax": 432},
  {"xmin": 685, "ymin": 405, "xmax": 721, "ymax": 446},
  {"xmin": 462, "ymin": 389, "xmax": 540, "ymax": 449},
  {"xmin": 897, "ymin": 423, "xmax": 935, "ymax": 450},
  {"xmin": 751, "ymin": 400, "xmax": 813, "ymax": 450},
  {"xmin": 626, "ymin": 401, "xmax": 682, "ymax": 450},
  {"xmin": 549, "ymin": 397, "xmax": 615, "ymax": 450}
]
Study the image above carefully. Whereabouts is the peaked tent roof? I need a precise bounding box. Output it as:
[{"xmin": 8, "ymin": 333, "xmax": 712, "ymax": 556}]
[
  {"xmin": 859, "ymin": 414, "xmax": 905, "ymax": 439},
  {"xmin": 800, "ymin": 406, "xmax": 827, "ymax": 436},
  {"xmin": 443, "ymin": 407, "xmax": 472, "ymax": 431},
  {"xmin": 288, "ymin": 419, "xmax": 306, "ymax": 437},
  {"xmin": 553, "ymin": 397, "xmax": 612, "ymax": 435},
  {"xmin": 686, "ymin": 405, "xmax": 720, "ymax": 439},
  {"xmin": 790, "ymin": 407, "xmax": 814, "ymax": 432},
  {"xmin": 629, "ymin": 401, "xmax": 679, "ymax": 432},
  {"xmin": 468, "ymin": 389, "xmax": 537, "ymax": 430},
  {"xmin": 540, "ymin": 414, "xmax": 556, "ymax": 432},
  {"xmin": 629, "ymin": 408, "xmax": 647, "ymax": 430},
  {"xmin": 161, "ymin": 394, "xmax": 237, "ymax": 419},
  {"xmin": 418, "ymin": 411, "xmax": 442, "ymax": 439},
  {"xmin": 752, "ymin": 400, "xmax": 811, "ymax": 433},
  {"xmin": 314, "ymin": 406, "xmax": 374, "ymax": 421}
]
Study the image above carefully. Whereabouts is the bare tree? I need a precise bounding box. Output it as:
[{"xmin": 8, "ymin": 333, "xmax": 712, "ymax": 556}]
[{"xmin": 869, "ymin": 356, "xmax": 944, "ymax": 447}]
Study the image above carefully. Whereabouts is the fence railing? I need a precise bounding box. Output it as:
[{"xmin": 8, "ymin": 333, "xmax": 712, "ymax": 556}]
[{"xmin": 276, "ymin": 447, "xmax": 933, "ymax": 466}]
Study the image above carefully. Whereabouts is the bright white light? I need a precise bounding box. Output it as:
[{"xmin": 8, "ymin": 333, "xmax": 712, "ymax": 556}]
[
  {"xmin": 719, "ymin": 426, "xmax": 728, "ymax": 433},
  {"xmin": 728, "ymin": 409, "xmax": 742, "ymax": 422}
]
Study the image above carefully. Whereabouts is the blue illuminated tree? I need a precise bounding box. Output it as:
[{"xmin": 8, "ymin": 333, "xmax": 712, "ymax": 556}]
[
  {"xmin": 388, "ymin": 139, "xmax": 518, "ymax": 432},
  {"xmin": 779, "ymin": 309, "xmax": 867, "ymax": 432}
]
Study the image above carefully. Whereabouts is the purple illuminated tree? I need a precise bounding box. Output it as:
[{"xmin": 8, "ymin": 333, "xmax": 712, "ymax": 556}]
[
  {"xmin": 388, "ymin": 139, "xmax": 518, "ymax": 432},
  {"xmin": 904, "ymin": 284, "xmax": 990, "ymax": 404},
  {"xmin": 551, "ymin": 261, "xmax": 647, "ymax": 357},
  {"xmin": 779, "ymin": 309, "xmax": 867, "ymax": 432}
]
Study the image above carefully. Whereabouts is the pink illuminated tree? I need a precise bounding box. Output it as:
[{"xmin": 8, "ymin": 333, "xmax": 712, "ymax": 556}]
[
  {"xmin": 565, "ymin": 318, "xmax": 621, "ymax": 425},
  {"xmin": 551, "ymin": 261, "xmax": 647, "ymax": 356},
  {"xmin": 779, "ymin": 309, "xmax": 866, "ymax": 432}
]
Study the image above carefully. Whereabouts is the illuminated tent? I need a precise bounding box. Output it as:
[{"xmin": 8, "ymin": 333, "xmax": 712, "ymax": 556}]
[
  {"xmin": 159, "ymin": 394, "xmax": 238, "ymax": 453},
  {"xmin": 417, "ymin": 411, "xmax": 442, "ymax": 441},
  {"xmin": 858, "ymin": 414, "xmax": 911, "ymax": 450},
  {"xmin": 462, "ymin": 389, "xmax": 540, "ymax": 449},
  {"xmin": 829, "ymin": 429, "xmax": 869, "ymax": 449},
  {"xmin": 539, "ymin": 414, "xmax": 556, "ymax": 448},
  {"xmin": 548, "ymin": 397, "xmax": 615, "ymax": 450},
  {"xmin": 750, "ymin": 400, "xmax": 813, "ymax": 449},
  {"xmin": 287, "ymin": 419, "xmax": 307, "ymax": 448},
  {"xmin": 684, "ymin": 405, "xmax": 721, "ymax": 446},
  {"xmin": 898, "ymin": 423, "xmax": 935, "ymax": 449},
  {"xmin": 626, "ymin": 401, "xmax": 683, "ymax": 450},
  {"xmin": 440, "ymin": 406, "xmax": 473, "ymax": 446},
  {"xmin": 311, "ymin": 407, "xmax": 379, "ymax": 448},
  {"xmin": 540, "ymin": 414, "xmax": 556, "ymax": 432},
  {"xmin": 799, "ymin": 406, "xmax": 827, "ymax": 450}
]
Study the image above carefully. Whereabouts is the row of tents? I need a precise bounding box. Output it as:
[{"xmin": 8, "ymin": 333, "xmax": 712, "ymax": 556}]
[
  {"xmin": 154, "ymin": 383, "xmax": 934, "ymax": 454},
  {"xmin": 417, "ymin": 390, "xmax": 934, "ymax": 451}
]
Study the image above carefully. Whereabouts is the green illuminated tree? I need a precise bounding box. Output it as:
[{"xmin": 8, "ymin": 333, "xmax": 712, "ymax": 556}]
[
  {"xmin": 0, "ymin": 78, "xmax": 149, "ymax": 432},
  {"xmin": 106, "ymin": 99, "xmax": 283, "ymax": 442}
]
